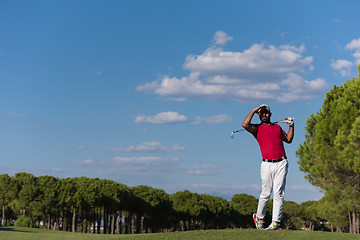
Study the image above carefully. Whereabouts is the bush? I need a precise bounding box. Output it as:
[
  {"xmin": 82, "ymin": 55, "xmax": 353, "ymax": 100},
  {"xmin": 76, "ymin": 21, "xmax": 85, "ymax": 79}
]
[
  {"xmin": 287, "ymin": 217, "xmax": 303, "ymax": 230},
  {"xmin": 14, "ymin": 216, "xmax": 31, "ymax": 227}
]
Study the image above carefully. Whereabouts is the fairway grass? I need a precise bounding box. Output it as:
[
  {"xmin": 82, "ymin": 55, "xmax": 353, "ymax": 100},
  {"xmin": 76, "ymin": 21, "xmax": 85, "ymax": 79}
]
[{"xmin": 2, "ymin": 227, "xmax": 360, "ymax": 240}]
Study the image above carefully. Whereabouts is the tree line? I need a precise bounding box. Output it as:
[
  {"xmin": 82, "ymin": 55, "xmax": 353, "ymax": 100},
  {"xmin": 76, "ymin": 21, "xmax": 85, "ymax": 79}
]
[{"xmin": 0, "ymin": 172, "xmax": 342, "ymax": 234}]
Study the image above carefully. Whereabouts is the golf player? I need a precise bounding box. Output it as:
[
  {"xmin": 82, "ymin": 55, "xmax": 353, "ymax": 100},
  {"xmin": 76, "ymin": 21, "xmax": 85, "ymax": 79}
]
[{"xmin": 242, "ymin": 104, "xmax": 294, "ymax": 230}]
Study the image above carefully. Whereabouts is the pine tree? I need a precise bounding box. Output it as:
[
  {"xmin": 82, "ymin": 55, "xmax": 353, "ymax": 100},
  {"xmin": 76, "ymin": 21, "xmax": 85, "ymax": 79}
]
[{"xmin": 297, "ymin": 65, "xmax": 360, "ymax": 232}]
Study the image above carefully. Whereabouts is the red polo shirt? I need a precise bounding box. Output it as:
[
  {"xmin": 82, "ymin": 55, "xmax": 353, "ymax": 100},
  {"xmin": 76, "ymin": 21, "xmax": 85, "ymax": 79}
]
[{"xmin": 252, "ymin": 123, "xmax": 286, "ymax": 160}]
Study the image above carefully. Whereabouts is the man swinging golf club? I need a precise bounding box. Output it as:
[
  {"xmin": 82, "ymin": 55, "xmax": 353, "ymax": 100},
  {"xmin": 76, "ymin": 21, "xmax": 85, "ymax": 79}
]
[{"xmin": 242, "ymin": 104, "xmax": 294, "ymax": 230}]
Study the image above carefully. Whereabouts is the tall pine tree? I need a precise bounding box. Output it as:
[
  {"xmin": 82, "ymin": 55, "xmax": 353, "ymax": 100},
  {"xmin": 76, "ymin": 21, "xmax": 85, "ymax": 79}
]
[{"xmin": 297, "ymin": 65, "xmax": 360, "ymax": 232}]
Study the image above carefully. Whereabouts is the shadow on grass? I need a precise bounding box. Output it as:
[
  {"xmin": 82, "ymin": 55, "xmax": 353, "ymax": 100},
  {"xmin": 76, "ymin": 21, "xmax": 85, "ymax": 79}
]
[{"xmin": 0, "ymin": 227, "xmax": 34, "ymax": 233}]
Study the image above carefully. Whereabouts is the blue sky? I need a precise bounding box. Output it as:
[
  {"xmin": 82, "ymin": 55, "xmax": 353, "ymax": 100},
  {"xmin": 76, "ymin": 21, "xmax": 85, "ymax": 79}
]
[{"xmin": 1, "ymin": 0, "xmax": 360, "ymax": 203}]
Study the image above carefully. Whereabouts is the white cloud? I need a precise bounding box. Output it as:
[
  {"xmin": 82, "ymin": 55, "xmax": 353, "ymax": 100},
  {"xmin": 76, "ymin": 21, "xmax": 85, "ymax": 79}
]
[
  {"xmin": 76, "ymin": 145, "xmax": 86, "ymax": 151},
  {"xmin": 192, "ymin": 114, "xmax": 232, "ymax": 125},
  {"xmin": 79, "ymin": 159, "xmax": 96, "ymax": 165},
  {"xmin": 8, "ymin": 112, "xmax": 26, "ymax": 118},
  {"xmin": 134, "ymin": 112, "xmax": 232, "ymax": 125},
  {"xmin": 137, "ymin": 72, "xmax": 225, "ymax": 101},
  {"xmin": 280, "ymin": 43, "xmax": 305, "ymax": 54},
  {"xmin": 331, "ymin": 59, "xmax": 353, "ymax": 76},
  {"xmin": 183, "ymin": 44, "xmax": 313, "ymax": 78},
  {"xmin": 332, "ymin": 37, "xmax": 360, "ymax": 76},
  {"xmin": 137, "ymin": 32, "xmax": 327, "ymax": 103},
  {"xmin": 345, "ymin": 37, "xmax": 360, "ymax": 64},
  {"xmin": 106, "ymin": 142, "xmax": 185, "ymax": 153},
  {"xmin": 134, "ymin": 111, "xmax": 188, "ymax": 124},
  {"xmin": 346, "ymin": 38, "xmax": 360, "ymax": 50},
  {"xmin": 213, "ymin": 31, "xmax": 234, "ymax": 45},
  {"xmin": 331, "ymin": 59, "xmax": 353, "ymax": 70},
  {"xmin": 280, "ymin": 73, "xmax": 328, "ymax": 102}
]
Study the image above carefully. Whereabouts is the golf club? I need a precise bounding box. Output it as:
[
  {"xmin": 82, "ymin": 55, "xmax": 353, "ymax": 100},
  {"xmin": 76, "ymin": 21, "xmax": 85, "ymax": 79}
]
[
  {"xmin": 230, "ymin": 117, "xmax": 294, "ymax": 139},
  {"xmin": 230, "ymin": 129, "xmax": 246, "ymax": 138}
]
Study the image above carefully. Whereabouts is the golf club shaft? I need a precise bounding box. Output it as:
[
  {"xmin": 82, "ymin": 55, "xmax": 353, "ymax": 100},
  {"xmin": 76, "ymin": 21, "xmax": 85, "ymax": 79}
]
[
  {"xmin": 233, "ymin": 129, "xmax": 246, "ymax": 133},
  {"xmin": 232, "ymin": 120, "xmax": 284, "ymax": 133},
  {"xmin": 231, "ymin": 118, "xmax": 293, "ymax": 138}
]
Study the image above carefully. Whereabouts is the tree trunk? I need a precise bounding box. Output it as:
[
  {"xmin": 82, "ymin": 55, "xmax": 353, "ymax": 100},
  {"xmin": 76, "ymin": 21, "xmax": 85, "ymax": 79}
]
[
  {"xmin": 2, "ymin": 204, "xmax": 5, "ymax": 227},
  {"xmin": 180, "ymin": 220, "xmax": 184, "ymax": 231},
  {"xmin": 62, "ymin": 210, "xmax": 67, "ymax": 231},
  {"xmin": 55, "ymin": 210, "xmax": 60, "ymax": 231},
  {"xmin": 349, "ymin": 212, "xmax": 352, "ymax": 233},
  {"xmin": 116, "ymin": 214, "xmax": 120, "ymax": 234},
  {"xmin": 353, "ymin": 205, "xmax": 356, "ymax": 234},
  {"xmin": 124, "ymin": 217, "xmax": 129, "ymax": 234},
  {"xmin": 131, "ymin": 215, "xmax": 135, "ymax": 234},
  {"xmin": 88, "ymin": 216, "xmax": 92, "ymax": 234},
  {"xmin": 107, "ymin": 212, "xmax": 111, "ymax": 234},
  {"xmin": 79, "ymin": 209, "xmax": 84, "ymax": 233},
  {"xmin": 29, "ymin": 214, "xmax": 33, "ymax": 227},
  {"xmin": 111, "ymin": 213, "xmax": 115, "ymax": 234},
  {"xmin": 97, "ymin": 207, "xmax": 101, "ymax": 234},
  {"xmin": 72, "ymin": 210, "xmax": 76, "ymax": 233},
  {"xmin": 141, "ymin": 216, "xmax": 144, "ymax": 233},
  {"xmin": 103, "ymin": 208, "xmax": 107, "ymax": 234},
  {"xmin": 93, "ymin": 217, "xmax": 96, "ymax": 234},
  {"xmin": 119, "ymin": 212, "xmax": 123, "ymax": 234},
  {"xmin": 48, "ymin": 215, "xmax": 51, "ymax": 230},
  {"xmin": 84, "ymin": 218, "xmax": 88, "ymax": 233}
]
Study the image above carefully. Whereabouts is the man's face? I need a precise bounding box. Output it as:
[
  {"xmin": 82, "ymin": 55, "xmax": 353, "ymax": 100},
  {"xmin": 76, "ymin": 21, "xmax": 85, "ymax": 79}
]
[{"xmin": 258, "ymin": 110, "xmax": 271, "ymax": 123}]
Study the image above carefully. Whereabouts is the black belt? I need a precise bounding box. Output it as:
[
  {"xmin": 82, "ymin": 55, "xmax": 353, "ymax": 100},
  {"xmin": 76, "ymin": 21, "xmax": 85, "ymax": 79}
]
[{"xmin": 262, "ymin": 156, "xmax": 287, "ymax": 163}]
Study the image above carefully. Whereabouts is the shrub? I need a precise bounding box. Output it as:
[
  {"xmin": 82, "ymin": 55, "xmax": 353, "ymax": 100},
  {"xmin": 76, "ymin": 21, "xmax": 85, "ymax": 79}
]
[{"xmin": 14, "ymin": 216, "xmax": 31, "ymax": 227}]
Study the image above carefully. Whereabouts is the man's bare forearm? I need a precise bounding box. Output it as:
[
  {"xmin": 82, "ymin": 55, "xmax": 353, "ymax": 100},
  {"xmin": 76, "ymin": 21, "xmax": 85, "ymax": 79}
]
[
  {"xmin": 283, "ymin": 125, "xmax": 294, "ymax": 143},
  {"xmin": 288, "ymin": 125, "xmax": 294, "ymax": 143},
  {"xmin": 242, "ymin": 105, "xmax": 265, "ymax": 132},
  {"xmin": 242, "ymin": 108, "xmax": 257, "ymax": 129}
]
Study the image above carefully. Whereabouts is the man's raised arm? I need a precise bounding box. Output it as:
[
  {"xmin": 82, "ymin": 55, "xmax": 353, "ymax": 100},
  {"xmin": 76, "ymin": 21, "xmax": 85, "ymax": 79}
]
[
  {"xmin": 282, "ymin": 125, "xmax": 294, "ymax": 144},
  {"xmin": 242, "ymin": 105, "xmax": 266, "ymax": 134}
]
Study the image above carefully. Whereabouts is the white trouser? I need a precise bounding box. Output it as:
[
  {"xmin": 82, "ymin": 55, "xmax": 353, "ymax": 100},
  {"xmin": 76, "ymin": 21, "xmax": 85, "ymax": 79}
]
[{"xmin": 257, "ymin": 159, "xmax": 288, "ymax": 222}]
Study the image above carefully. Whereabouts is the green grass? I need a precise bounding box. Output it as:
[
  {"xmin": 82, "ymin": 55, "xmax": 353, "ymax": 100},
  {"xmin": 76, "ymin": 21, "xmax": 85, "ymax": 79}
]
[{"xmin": 1, "ymin": 227, "xmax": 360, "ymax": 240}]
